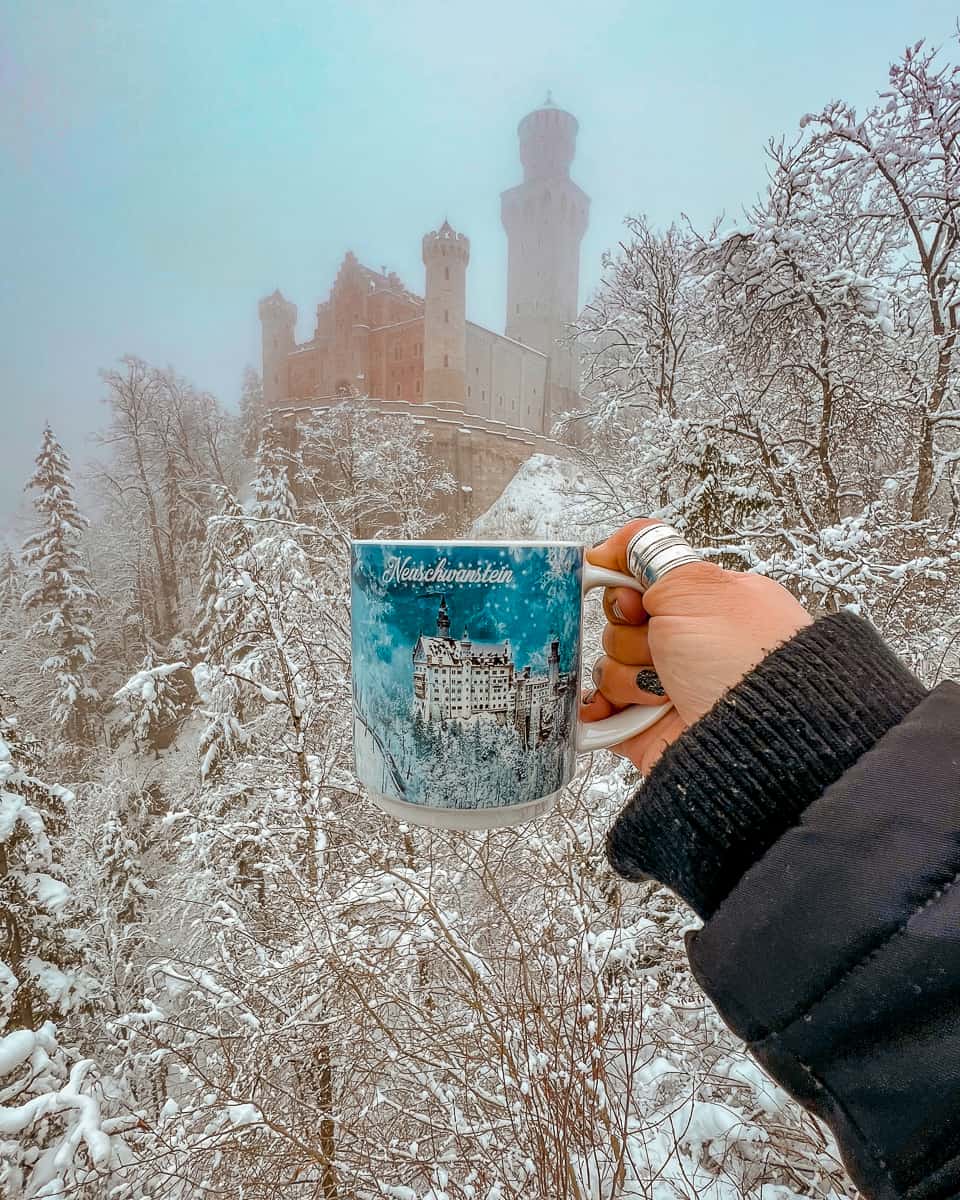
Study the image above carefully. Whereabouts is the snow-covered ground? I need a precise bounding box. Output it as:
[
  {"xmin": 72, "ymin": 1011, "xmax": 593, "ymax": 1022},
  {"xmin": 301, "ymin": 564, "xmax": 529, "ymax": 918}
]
[{"xmin": 471, "ymin": 453, "xmax": 598, "ymax": 541}]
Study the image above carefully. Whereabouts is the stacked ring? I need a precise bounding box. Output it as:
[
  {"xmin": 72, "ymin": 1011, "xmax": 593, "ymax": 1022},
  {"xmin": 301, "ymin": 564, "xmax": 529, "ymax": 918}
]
[{"xmin": 625, "ymin": 523, "xmax": 704, "ymax": 594}]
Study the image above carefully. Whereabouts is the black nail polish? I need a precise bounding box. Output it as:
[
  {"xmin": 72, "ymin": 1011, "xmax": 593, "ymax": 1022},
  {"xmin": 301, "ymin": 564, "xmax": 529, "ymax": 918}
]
[{"xmin": 635, "ymin": 668, "xmax": 666, "ymax": 696}]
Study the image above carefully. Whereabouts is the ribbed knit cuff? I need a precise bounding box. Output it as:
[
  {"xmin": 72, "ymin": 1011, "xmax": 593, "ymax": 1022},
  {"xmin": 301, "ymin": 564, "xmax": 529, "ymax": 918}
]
[{"xmin": 606, "ymin": 612, "xmax": 929, "ymax": 919}]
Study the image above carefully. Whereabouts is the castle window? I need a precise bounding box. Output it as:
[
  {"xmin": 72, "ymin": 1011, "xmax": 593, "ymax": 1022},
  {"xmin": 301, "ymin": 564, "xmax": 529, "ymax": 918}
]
[
  {"xmin": 445, "ymin": 267, "xmax": 450, "ymax": 281},
  {"xmin": 444, "ymin": 354, "xmax": 449, "ymax": 368},
  {"xmin": 395, "ymin": 383, "xmax": 401, "ymax": 397},
  {"xmin": 467, "ymin": 386, "xmax": 471, "ymax": 397},
  {"xmin": 444, "ymin": 309, "xmax": 449, "ymax": 324},
  {"xmin": 416, "ymin": 379, "xmax": 421, "ymax": 394}
]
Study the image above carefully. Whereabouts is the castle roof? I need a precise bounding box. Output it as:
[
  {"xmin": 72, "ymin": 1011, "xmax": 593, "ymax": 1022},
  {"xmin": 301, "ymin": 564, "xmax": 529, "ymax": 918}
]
[
  {"xmin": 334, "ymin": 251, "xmax": 423, "ymax": 305},
  {"xmin": 415, "ymin": 634, "xmax": 511, "ymax": 666}
]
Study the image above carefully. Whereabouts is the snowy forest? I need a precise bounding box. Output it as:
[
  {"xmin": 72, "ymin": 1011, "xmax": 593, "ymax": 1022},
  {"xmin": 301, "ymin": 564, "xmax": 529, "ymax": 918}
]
[{"xmin": 3, "ymin": 38, "xmax": 960, "ymax": 1200}]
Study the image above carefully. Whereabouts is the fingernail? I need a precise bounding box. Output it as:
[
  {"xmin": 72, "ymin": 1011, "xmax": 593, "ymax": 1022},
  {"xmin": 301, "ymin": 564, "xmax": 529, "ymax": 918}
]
[
  {"xmin": 612, "ymin": 599, "xmax": 626, "ymax": 622},
  {"xmin": 635, "ymin": 668, "xmax": 666, "ymax": 696},
  {"xmin": 592, "ymin": 659, "xmax": 604, "ymax": 688},
  {"xmin": 581, "ymin": 688, "xmax": 597, "ymax": 705}
]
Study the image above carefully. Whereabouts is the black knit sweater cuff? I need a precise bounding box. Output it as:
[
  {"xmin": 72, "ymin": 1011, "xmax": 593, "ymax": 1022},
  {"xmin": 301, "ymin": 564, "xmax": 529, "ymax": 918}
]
[{"xmin": 605, "ymin": 612, "xmax": 929, "ymax": 920}]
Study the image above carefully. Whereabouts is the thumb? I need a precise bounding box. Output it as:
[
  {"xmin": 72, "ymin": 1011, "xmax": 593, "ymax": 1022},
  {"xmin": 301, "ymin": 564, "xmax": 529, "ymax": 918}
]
[{"xmin": 587, "ymin": 518, "xmax": 666, "ymax": 574}]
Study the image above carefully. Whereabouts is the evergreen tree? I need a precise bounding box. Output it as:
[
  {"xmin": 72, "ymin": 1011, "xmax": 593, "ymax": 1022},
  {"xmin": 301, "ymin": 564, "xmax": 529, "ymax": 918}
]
[
  {"xmin": 238, "ymin": 366, "xmax": 265, "ymax": 460},
  {"xmin": 194, "ymin": 487, "xmax": 252, "ymax": 659},
  {"xmin": 249, "ymin": 421, "xmax": 298, "ymax": 523},
  {"xmin": 21, "ymin": 425, "xmax": 100, "ymax": 743},
  {"xmin": 98, "ymin": 807, "xmax": 150, "ymax": 931},
  {"xmin": 113, "ymin": 651, "xmax": 190, "ymax": 755},
  {"xmin": 0, "ymin": 548, "xmax": 19, "ymax": 607},
  {"xmin": 0, "ymin": 699, "xmax": 94, "ymax": 1031},
  {"xmin": 679, "ymin": 438, "xmax": 772, "ymax": 570}
]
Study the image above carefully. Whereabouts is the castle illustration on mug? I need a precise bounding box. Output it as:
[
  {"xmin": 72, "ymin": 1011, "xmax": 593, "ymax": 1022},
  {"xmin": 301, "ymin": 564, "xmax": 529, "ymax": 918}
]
[{"xmin": 412, "ymin": 595, "xmax": 572, "ymax": 749}]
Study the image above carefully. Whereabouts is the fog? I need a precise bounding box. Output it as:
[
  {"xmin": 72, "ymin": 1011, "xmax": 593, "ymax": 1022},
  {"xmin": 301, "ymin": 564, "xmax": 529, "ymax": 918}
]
[{"xmin": 3, "ymin": 0, "xmax": 956, "ymax": 527}]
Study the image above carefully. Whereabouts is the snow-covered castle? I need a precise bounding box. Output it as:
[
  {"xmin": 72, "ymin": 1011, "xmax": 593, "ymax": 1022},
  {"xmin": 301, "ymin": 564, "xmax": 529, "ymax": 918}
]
[
  {"xmin": 260, "ymin": 98, "xmax": 590, "ymax": 531},
  {"xmin": 412, "ymin": 596, "xmax": 571, "ymax": 748}
]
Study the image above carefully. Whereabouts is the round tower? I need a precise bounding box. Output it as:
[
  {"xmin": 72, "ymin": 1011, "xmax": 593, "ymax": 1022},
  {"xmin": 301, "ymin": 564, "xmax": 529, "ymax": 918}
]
[
  {"xmin": 500, "ymin": 95, "xmax": 590, "ymax": 431},
  {"xmin": 259, "ymin": 290, "xmax": 297, "ymax": 409},
  {"xmin": 421, "ymin": 220, "xmax": 470, "ymax": 410}
]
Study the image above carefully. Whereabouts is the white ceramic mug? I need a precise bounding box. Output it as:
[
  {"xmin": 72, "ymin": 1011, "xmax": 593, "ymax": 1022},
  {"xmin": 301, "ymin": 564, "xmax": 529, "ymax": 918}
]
[{"xmin": 351, "ymin": 539, "xmax": 672, "ymax": 830}]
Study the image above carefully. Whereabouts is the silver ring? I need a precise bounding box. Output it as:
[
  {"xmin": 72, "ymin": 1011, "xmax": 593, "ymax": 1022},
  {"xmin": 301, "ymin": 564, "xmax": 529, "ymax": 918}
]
[{"xmin": 625, "ymin": 523, "xmax": 704, "ymax": 594}]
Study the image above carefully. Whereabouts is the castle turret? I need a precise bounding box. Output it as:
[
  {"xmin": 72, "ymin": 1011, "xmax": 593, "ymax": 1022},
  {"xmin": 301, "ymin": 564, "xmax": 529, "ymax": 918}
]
[
  {"xmin": 436, "ymin": 595, "xmax": 451, "ymax": 639},
  {"xmin": 422, "ymin": 221, "xmax": 470, "ymax": 409},
  {"xmin": 548, "ymin": 638, "xmax": 560, "ymax": 689},
  {"xmin": 500, "ymin": 95, "xmax": 589, "ymax": 431},
  {"xmin": 259, "ymin": 290, "xmax": 297, "ymax": 409}
]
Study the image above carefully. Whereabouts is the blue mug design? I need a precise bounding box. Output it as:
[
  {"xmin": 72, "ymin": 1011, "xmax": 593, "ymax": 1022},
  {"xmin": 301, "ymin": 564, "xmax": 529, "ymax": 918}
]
[{"xmin": 350, "ymin": 540, "xmax": 671, "ymax": 829}]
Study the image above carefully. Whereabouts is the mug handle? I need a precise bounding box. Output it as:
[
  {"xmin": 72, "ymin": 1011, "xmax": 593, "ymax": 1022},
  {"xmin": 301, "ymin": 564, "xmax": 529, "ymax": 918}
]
[{"xmin": 577, "ymin": 562, "xmax": 674, "ymax": 753}]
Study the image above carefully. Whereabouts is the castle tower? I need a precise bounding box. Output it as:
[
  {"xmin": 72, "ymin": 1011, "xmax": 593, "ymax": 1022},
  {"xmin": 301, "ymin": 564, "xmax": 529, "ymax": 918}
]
[
  {"xmin": 548, "ymin": 637, "xmax": 560, "ymax": 689},
  {"xmin": 436, "ymin": 595, "xmax": 451, "ymax": 639},
  {"xmin": 422, "ymin": 220, "xmax": 470, "ymax": 409},
  {"xmin": 500, "ymin": 95, "xmax": 590, "ymax": 430},
  {"xmin": 259, "ymin": 289, "xmax": 297, "ymax": 409}
]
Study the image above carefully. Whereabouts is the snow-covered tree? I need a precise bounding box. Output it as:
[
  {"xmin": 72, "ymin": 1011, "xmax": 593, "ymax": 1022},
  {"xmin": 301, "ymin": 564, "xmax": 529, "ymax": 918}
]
[
  {"xmin": 250, "ymin": 419, "xmax": 298, "ymax": 523},
  {"xmin": 296, "ymin": 400, "xmax": 457, "ymax": 537},
  {"xmin": 0, "ymin": 1021, "xmax": 120, "ymax": 1199},
  {"xmin": 96, "ymin": 356, "xmax": 240, "ymax": 639},
  {"xmin": 98, "ymin": 808, "xmax": 151, "ymax": 932},
  {"xmin": 21, "ymin": 425, "xmax": 100, "ymax": 745},
  {"xmin": 573, "ymin": 39, "xmax": 960, "ymax": 680},
  {"xmin": 239, "ymin": 365, "xmax": 265, "ymax": 460},
  {"xmin": 0, "ymin": 701, "xmax": 94, "ymax": 1032},
  {"xmin": 113, "ymin": 652, "xmax": 192, "ymax": 755}
]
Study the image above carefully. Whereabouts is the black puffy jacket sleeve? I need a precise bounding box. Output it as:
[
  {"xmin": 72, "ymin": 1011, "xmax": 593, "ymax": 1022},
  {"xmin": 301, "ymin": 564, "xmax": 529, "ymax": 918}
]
[{"xmin": 606, "ymin": 612, "xmax": 960, "ymax": 1200}]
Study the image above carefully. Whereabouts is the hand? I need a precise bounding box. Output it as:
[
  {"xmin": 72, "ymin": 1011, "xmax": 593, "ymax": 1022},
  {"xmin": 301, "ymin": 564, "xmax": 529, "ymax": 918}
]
[{"xmin": 581, "ymin": 518, "xmax": 813, "ymax": 775}]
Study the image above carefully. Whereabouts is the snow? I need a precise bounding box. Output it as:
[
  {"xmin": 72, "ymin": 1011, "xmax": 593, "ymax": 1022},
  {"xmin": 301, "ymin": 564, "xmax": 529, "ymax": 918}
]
[
  {"xmin": 0, "ymin": 1057, "xmax": 112, "ymax": 1166},
  {"xmin": 0, "ymin": 1029, "xmax": 37, "ymax": 1076},
  {"xmin": 471, "ymin": 453, "xmax": 595, "ymax": 540},
  {"xmin": 226, "ymin": 1102, "xmax": 261, "ymax": 1127},
  {"xmin": 113, "ymin": 660, "xmax": 187, "ymax": 704},
  {"xmin": 25, "ymin": 960, "xmax": 78, "ymax": 1010},
  {"xmin": 30, "ymin": 873, "xmax": 73, "ymax": 914},
  {"xmin": 11, "ymin": 74, "xmax": 958, "ymax": 1192}
]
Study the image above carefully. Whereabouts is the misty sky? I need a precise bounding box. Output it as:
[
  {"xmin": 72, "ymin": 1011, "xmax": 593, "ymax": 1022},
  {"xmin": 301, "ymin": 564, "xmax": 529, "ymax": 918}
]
[{"xmin": 3, "ymin": 0, "xmax": 957, "ymax": 531}]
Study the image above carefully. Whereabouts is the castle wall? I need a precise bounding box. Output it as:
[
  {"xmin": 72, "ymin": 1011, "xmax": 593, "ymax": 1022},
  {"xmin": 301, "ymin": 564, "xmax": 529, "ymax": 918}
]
[
  {"xmin": 274, "ymin": 396, "xmax": 568, "ymax": 536},
  {"xmin": 287, "ymin": 343, "xmax": 324, "ymax": 398},
  {"xmin": 464, "ymin": 323, "xmax": 548, "ymax": 431},
  {"xmin": 261, "ymin": 102, "xmax": 589, "ymax": 449},
  {"xmin": 367, "ymin": 319, "xmax": 425, "ymax": 403}
]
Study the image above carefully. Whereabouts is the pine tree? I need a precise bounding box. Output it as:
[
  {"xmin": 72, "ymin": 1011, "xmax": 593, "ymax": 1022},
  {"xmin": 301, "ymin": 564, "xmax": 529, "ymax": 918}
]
[
  {"xmin": 98, "ymin": 807, "xmax": 150, "ymax": 930},
  {"xmin": 194, "ymin": 487, "xmax": 252, "ymax": 659},
  {"xmin": 0, "ymin": 548, "xmax": 19, "ymax": 606},
  {"xmin": 21, "ymin": 425, "xmax": 100, "ymax": 744},
  {"xmin": 113, "ymin": 651, "xmax": 191, "ymax": 755},
  {"xmin": 0, "ymin": 698, "xmax": 94, "ymax": 1031},
  {"xmin": 679, "ymin": 438, "xmax": 772, "ymax": 570},
  {"xmin": 249, "ymin": 421, "xmax": 297, "ymax": 523},
  {"xmin": 239, "ymin": 366, "xmax": 265, "ymax": 460}
]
